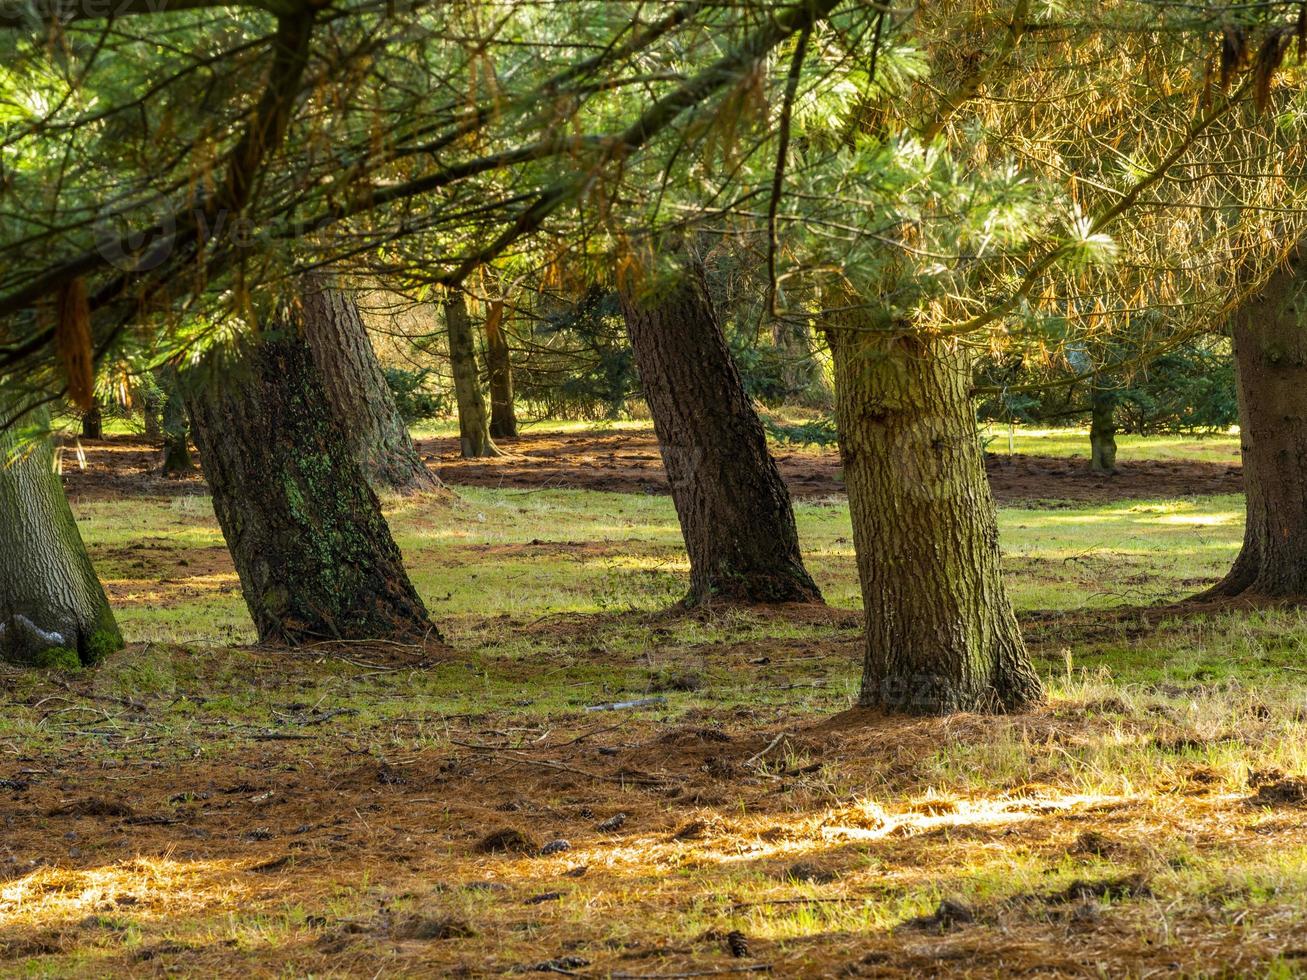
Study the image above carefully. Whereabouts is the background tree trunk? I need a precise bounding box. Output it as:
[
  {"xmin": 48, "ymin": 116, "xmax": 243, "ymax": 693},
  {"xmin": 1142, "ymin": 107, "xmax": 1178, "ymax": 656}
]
[
  {"xmin": 142, "ymin": 377, "xmax": 162, "ymax": 442},
  {"xmin": 446, "ymin": 291, "xmax": 502, "ymax": 458},
  {"xmin": 183, "ymin": 332, "xmax": 436, "ymax": 645},
  {"xmin": 299, "ymin": 276, "xmax": 445, "ymax": 494},
  {"xmin": 0, "ymin": 402, "xmax": 122, "ymax": 666},
  {"xmin": 1089, "ymin": 382, "xmax": 1117, "ymax": 474},
  {"xmin": 484, "ymin": 299, "xmax": 519, "ymax": 440},
  {"xmin": 1203, "ymin": 258, "xmax": 1307, "ymax": 598},
  {"xmin": 160, "ymin": 368, "xmax": 195, "ymax": 477},
  {"xmin": 80, "ymin": 401, "xmax": 103, "ymax": 440},
  {"xmin": 771, "ymin": 315, "xmax": 826, "ymax": 405},
  {"xmin": 826, "ymin": 314, "xmax": 1042, "ymax": 714},
  {"xmin": 620, "ymin": 262, "xmax": 821, "ymax": 605}
]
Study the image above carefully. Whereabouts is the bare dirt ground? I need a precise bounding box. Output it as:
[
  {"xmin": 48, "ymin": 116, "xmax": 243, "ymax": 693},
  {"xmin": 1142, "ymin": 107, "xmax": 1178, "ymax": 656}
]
[{"xmin": 59, "ymin": 429, "xmax": 1244, "ymax": 504}]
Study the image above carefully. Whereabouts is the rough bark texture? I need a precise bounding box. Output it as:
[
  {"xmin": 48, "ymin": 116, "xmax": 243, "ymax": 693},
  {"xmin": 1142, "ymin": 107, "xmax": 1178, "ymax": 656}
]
[
  {"xmin": 80, "ymin": 402, "xmax": 103, "ymax": 440},
  {"xmin": 1088, "ymin": 383, "xmax": 1118, "ymax": 475},
  {"xmin": 446, "ymin": 291, "xmax": 502, "ymax": 458},
  {"xmin": 0, "ymin": 403, "xmax": 122, "ymax": 666},
  {"xmin": 142, "ymin": 382, "xmax": 162, "ymax": 442},
  {"xmin": 159, "ymin": 367, "xmax": 196, "ymax": 477},
  {"xmin": 300, "ymin": 276, "xmax": 445, "ymax": 494},
  {"xmin": 484, "ymin": 299, "xmax": 519, "ymax": 440},
  {"xmin": 184, "ymin": 332, "xmax": 436, "ymax": 645},
  {"xmin": 825, "ymin": 317, "xmax": 1042, "ymax": 714},
  {"xmin": 1204, "ymin": 259, "xmax": 1307, "ymax": 598},
  {"xmin": 620, "ymin": 264, "xmax": 821, "ymax": 605}
]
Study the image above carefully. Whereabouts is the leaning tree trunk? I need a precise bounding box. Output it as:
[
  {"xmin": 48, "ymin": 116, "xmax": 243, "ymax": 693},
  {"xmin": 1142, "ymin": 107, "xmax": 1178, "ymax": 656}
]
[
  {"xmin": 620, "ymin": 262, "xmax": 821, "ymax": 605},
  {"xmin": 0, "ymin": 401, "xmax": 122, "ymax": 666},
  {"xmin": 825, "ymin": 312, "xmax": 1042, "ymax": 714},
  {"xmin": 183, "ymin": 331, "xmax": 436, "ymax": 645},
  {"xmin": 484, "ymin": 299, "xmax": 519, "ymax": 440},
  {"xmin": 159, "ymin": 368, "xmax": 195, "ymax": 477},
  {"xmin": 445, "ymin": 291, "xmax": 502, "ymax": 458},
  {"xmin": 1088, "ymin": 382, "xmax": 1117, "ymax": 475},
  {"xmin": 1202, "ymin": 258, "xmax": 1307, "ymax": 598},
  {"xmin": 300, "ymin": 276, "xmax": 445, "ymax": 494}
]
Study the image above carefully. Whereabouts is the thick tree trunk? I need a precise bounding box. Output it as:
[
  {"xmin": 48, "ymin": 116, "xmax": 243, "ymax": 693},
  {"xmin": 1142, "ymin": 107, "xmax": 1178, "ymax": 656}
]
[
  {"xmin": 300, "ymin": 276, "xmax": 445, "ymax": 494},
  {"xmin": 80, "ymin": 401, "xmax": 103, "ymax": 440},
  {"xmin": 446, "ymin": 291, "xmax": 502, "ymax": 458},
  {"xmin": 160, "ymin": 369, "xmax": 195, "ymax": 477},
  {"xmin": 1088, "ymin": 383, "xmax": 1117, "ymax": 474},
  {"xmin": 1203, "ymin": 260, "xmax": 1307, "ymax": 598},
  {"xmin": 484, "ymin": 299, "xmax": 519, "ymax": 440},
  {"xmin": 0, "ymin": 402, "xmax": 122, "ymax": 666},
  {"xmin": 183, "ymin": 331, "xmax": 436, "ymax": 645},
  {"xmin": 620, "ymin": 262, "xmax": 821, "ymax": 605},
  {"xmin": 825, "ymin": 314, "xmax": 1042, "ymax": 714}
]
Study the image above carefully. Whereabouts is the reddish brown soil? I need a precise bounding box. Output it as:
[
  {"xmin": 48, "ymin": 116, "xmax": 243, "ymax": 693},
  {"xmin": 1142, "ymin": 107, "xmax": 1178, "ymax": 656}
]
[
  {"xmin": 60, "ymin": 430, "xmax": 1244, "ymax": 504},
  {"xmin": 427, "ymin": 430, "xmax": 1244, "ymax": 503}
]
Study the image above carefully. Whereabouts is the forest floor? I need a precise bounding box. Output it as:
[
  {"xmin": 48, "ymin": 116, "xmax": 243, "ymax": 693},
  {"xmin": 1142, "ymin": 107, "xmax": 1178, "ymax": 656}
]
[
  {"xmin": 5, "ymin": 424, "xmax": 1307, "ymax": 978},
  {"xmin": 61, "ymin": 424, "xmax": 1245, "ymax": 505}
]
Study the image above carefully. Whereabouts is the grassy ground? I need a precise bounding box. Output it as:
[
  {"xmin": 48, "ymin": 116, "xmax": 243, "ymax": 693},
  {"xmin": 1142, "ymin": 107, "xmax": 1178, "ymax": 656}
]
[
  {"xmin": 978, "ymin": 423, "xmax": 1241, "ymax": 464},
  {"xmin": 4, "ymin": 426, "xmax": 1307, "ymax": 977}
]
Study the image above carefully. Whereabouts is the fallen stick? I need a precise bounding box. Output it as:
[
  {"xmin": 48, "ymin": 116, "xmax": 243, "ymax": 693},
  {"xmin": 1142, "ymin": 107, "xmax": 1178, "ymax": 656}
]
[
  {"xmin": 743, "ymin": 732, "xmax": 789, "ymax": 768},
  {"xmin": 585, "ymin": 696, "xmax": 667, "ymax": 713}
]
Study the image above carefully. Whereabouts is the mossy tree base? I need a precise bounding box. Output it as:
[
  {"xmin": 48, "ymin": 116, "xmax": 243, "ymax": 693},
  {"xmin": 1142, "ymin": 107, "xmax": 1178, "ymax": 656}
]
[
  {"xmin": 1, "ymin": 402, "xmax": 123, "ymax": 667},
  {"xmin": 184, "ymin": 330, "xmax": 437, "ymax": 645}
]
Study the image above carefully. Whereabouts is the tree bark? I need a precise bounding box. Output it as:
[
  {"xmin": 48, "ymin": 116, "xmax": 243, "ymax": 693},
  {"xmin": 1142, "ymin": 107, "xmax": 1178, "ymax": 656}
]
[
  {"xmin": 1202, "ymin": 258, "xmax": 1307, "ymax": 598},
  {"xmin": 446, "ymin": 290, "xmax": 502, "ymax": 458},
  {"xmin": 300, "ymin": 276, "xmax": 445, "ymax": 494},
  {"xmin": 183, "ymin": 331, "xmax": 436, "ymax": 645},
  {"xmin": 142, "ymin": 377, "xmax": 162, "ymax": 442},
  {"xmin": 1088, "ymin": 382, "xmax": 1117, "ymax": 474},
  {"xmin": 771, "ymin": 315, "xmax": 826, "ymax": 405},
  {"xmin": 484, "ymin": 299, "xmax": 519, "ymax": 440},
  {"xmin": 620, "ymin": 262, "xmax": 821, "ymax": 605},
  {"xmin": 80, "ymin": 401, "xmax": 103, "ymax": 440},
  {"xmin": 825, "ymin": 312, "xmax": 1042, "ymax": 714},
  {"xmin": 0, "ymin": 401, "xmax": 122, "ymax": 666}
]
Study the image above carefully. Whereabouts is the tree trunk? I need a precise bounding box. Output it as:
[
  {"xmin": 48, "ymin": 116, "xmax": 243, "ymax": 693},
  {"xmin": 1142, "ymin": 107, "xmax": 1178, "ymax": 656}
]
[
  {"xmin": 620, "ymin": 262, "xmax": 821, "ymax": 605},
  {"xmin": 1088, "ymin": 382, "xmax": 1117, "ymax": 474},
  {"xmin": 484, "ymin": 299, "xmax": 519, "ymax": 440},
  {"xmin": 300, "ymin": 276, "xmax": 445, "ymax": 494},
  {"xmin": 80, "ymin": 401, "xmax": 103, "ymax": 440},
  {"xmin": 142, "ymin": 377, "xmax": 162, "ymax": 442},
  {"xmin": 1202, "ymin": 258, "xmax": 1307, "ymax": 598},
  {"xmin": 771, "ymin": 315, "xmax": 824, "ymax": 405},
  {"xmin": 160, "ymin": 368, "xmax": 195, "ymax": 477},
  {"xmin": 183, "ymin": 331, "xmax": 436, "ymax": 645},
  {"xmin": 0, "ymin": 401, "xmax": 122, "ymax": 666},
  {"xmin": 825, "ymin": 314, "xmax": 1042, "ymax": 714},
  {"xmin": 446, "ymin": 291, "xmax": 502, "ymax": 458}
]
